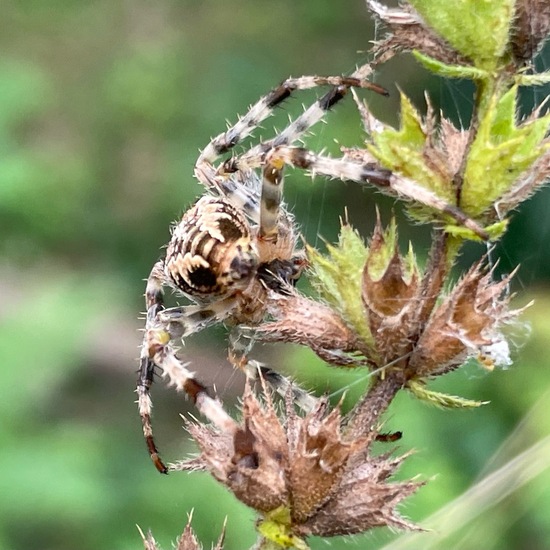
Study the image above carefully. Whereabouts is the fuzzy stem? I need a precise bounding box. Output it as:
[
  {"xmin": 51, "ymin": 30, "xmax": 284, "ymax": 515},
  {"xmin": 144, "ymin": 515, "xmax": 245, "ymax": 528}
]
[
  {"xmin": 344, "ymin": 372, "xmax": 406, "ymax": 440},
  {"xmin": 455, "ymin": 76, "xmax": 496, "ymax": 205}
]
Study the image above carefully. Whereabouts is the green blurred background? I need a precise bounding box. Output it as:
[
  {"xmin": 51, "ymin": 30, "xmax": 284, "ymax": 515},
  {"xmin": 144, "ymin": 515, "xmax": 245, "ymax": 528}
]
[{"xmin": 1, "ymin": 1, "xmax": 550, "ymax": 549}]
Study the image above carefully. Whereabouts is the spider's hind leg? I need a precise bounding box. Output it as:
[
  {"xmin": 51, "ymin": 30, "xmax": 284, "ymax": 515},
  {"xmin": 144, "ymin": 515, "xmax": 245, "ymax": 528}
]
[{"xmin": 137, "ymin": 355, "xmax": 167, "ymax": 473}]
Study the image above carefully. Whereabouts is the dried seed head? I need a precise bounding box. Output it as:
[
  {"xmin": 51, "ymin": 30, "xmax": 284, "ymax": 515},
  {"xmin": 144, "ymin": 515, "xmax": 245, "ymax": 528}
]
[
  {"xmin": 185, "ymin": 387, "xmax": 289, "ymax": 513},
  {"xmin": 173, "ymin": 385, "xmax": 422, "ymax": 543},
  {"xmin": 408, "ymin": 261, "xmax": 518, "ymax": 377},
  {"xmin": 367, "ymin": 0, "xmax": 469, "ymax": 65},
  {"xmin": 138, "ymin": 515, "xmax": 225, "ymax": 550},
  {"xmin": 287, "ymin": 402, "xmax": 359, "ymax": 524},
  {"xmin": 362, "ymin": 217, "xmax": 420, "ymax": 364},
  {"xmin": 296, "ymin": 450, "xmax": 421, "ymax": 537},
  {"xmin": 264, "ymin": 213, "xmax": 521, "ymax": 387}
]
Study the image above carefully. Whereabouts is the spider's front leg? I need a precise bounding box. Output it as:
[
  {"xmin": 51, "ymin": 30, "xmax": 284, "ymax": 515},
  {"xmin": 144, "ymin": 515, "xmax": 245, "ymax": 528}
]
[
  {"xmin": 198, "ymin": 75, "xmax": 387, "ymax": 169},
  {"xmin": 137, "ymin": 262, "xmax": 238, "ymax": 474},
  {"xmin": 264, "ymin": 146, "xmax": 490, "ymax": 241},
  {"xmin": 194, "ymin": 72, "xmax": 388, "ymax": 207}
]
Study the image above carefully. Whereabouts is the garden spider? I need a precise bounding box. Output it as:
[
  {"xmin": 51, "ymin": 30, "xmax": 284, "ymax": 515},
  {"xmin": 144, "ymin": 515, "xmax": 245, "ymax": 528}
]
[{"xmin": 137, "ymin": 71, "xmax": 487, "ymax": 474}]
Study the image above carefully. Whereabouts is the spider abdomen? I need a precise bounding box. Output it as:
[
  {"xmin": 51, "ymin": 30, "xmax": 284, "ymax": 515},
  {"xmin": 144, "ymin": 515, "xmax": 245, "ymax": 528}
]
[{"xmin": 165, "ymin": 196, "xmax": 258, "ymax": 298}]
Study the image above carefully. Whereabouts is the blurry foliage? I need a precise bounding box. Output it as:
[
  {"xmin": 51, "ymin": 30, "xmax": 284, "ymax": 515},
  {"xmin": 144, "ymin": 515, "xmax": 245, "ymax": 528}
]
[{"xmin": 0, "ymin": 1, "xmax": 550, "ymax": 550}]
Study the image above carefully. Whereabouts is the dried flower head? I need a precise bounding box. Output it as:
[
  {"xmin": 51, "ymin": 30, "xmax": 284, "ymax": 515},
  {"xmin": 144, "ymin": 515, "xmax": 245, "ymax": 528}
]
[
  {"xmin": 257, "ymin": 214, "xmax": 522, "ymax": 411},
  {"xmin": 172, "ymin": 385, "xmax": 423, "ymax": 548},
  {"xmin": 367, "ymin": 0, "xmax": 468, "ymax": 65},
  {"xmin": 407, "ymin": 262, "xmax": 519, "ymax": 378},
  {"xmin": 139, "ymin": 515, "xmax": 226, "ymax": 550}
]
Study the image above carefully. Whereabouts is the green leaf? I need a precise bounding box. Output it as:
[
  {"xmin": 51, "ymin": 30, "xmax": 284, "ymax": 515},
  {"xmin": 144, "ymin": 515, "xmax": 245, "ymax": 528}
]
[
  {"xmin": 462, "ymin": 87, "xmax": 550, "ymax": 217},
  {"xmin": 413, "ymin": 51, "xmax": 489, "ymax": 81},
  {"xmin": 257, "ymin": 507, "xmax": 309, "ymax": 550},
  {"xmin": 445, "ymin": 220, "xmax": 508, "ymax": 242},
  {"xmin": 307, "ymin": 225, "xmax": 373, "ymax": 347},
  {"xmin": 368, "ymin": 93, "xmax": 454, "ymax": 203},
  {"xmin": 365, "ymin": 218, "xmax": 398, "ymax": 280},
  {"xmin": 407, "ymin": 380, "xmax": 489, "ymax": 409}
]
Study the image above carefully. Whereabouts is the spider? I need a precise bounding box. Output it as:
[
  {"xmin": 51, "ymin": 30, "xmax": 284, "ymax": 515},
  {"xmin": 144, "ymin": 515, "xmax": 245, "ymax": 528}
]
[{"xmin": 137, "ymin": 71, "xmax": 487, "ymax": 474}]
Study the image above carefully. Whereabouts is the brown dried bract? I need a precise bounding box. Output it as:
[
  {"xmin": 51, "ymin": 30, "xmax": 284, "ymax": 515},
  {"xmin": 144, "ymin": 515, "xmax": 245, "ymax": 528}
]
[
  {"xmin": 138, "ymin": 515, "xmax": 226, "ymax": 550},
  {"xmin": 408, "ymin": 262, "xmax": 519, "ymax": 377},
  {"xmin": 172, "ymin": 385, "xmax": 423, "ymax": 540},
  {"xmin": 367, "ymin": 0, "xmax": 470, "ymax": 65},
  {"xmin": 362, "ymin": 216, "xmax": 419, "ymax": 366},
  {"xmin": 258, "ymin": 292, "xmax": 364, "ymax": 366}
]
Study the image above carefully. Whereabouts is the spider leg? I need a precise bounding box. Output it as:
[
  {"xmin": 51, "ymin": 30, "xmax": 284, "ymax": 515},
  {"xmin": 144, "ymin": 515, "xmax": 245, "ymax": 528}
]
[
  {"xmin": 249, "ymin": 361, "xmax": 319, "ymax": 412},
  {"xmin": 221, "ymin": 84, "xmax": 361, "ymax": 174},
  {"xmin": 137, "ymin": 262, "xmax": 238, "ymax": 474},
  {"xmin": 194, "ymin": 167, "xmax": 264, "ymax": 225},
  {"xmin": 147, "ymin": 326, "xmax": 237, "ymax": 432},
  {"xmin": 198, "ymin": 75, "xmax": 386, "ymax": 167},
  {"xmin": 194, "ymin": 73, "xmax": 387, "ymax": 214},
  {"xmin": 158, "ymin": 299, "xmax": 237, "ymax": 340},
  {"xmin": 260, "ymin": 153, "xmax": 285, "ymax": 240},
  {"xmin": 228, "ymin": 328, "xmax": 318, "ymax": 412},
  {"xmin": 264, "ymin": 146, "xmax": 490, "ymax": 241},
  {"xmin": 137, "ymin": 261, "xmax": 168, "ymax": 472},
  {"xmin": 137, "ymin": 355, "xmax": 165, "ymax": 472}
]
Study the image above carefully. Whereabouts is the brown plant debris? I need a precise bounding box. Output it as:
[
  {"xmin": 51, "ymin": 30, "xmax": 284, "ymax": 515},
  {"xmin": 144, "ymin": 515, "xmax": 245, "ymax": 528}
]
[
  {"xmin": 138, "ymin": 514, "xmax": 226, "ymax": 550},
  {"xmin": 367, "ymin": 0, "xmax": 470, "ymax": 65},
  {"xmin": 171, "ymin": 385, "xmax": 423, "ymax": 544}
]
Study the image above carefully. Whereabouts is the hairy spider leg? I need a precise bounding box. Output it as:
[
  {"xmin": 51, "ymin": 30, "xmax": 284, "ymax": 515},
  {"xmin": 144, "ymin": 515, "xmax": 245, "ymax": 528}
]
[
  {"xmin": 198, "ymin": 75, "xmax": 386, "ymax": 167},
  {"xmin": 137, "ymin": 261, "xmax": 240, "ymax": 474},
  {"xmin": 228, "ymin": 327, "xmax": 318, "ymax": 412},
  {"xmin": 194, "ymin": 166, "xmax": 263, "ymax": 225},
  {"xmin": 260, "ymin": 154, "xmax": 285, "ymax": 240},
  {"xmin": 136, "ymin": 261, "xmax": 167, "ymax": 471},
  {"xmin": 232, "ymin": 83, "xmax": 371, "ymax": 174},
  {"xmin": 264, "ymin": 146, "xmax": 490, "ymax": 241},
  {"xmin": 194, "ymin": 74, "xmax": 387, "ymax": 216}
]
